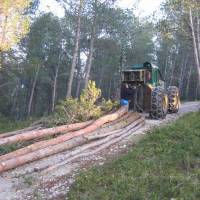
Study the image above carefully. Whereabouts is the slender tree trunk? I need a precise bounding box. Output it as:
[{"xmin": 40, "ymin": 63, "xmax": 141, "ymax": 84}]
[
  {"xmin": 52, "ymin": 52, "xmax": 61, "ymax": 112},
  {"xmin": 179, "ymin": 55, "xmax": 188, "ymax": 95},
  {"xmin": 189, "ymin": 7, "xmax": 200, "ymax": 82},
  {"xmin": 197, "ymin": 14, "xmax": 200, "ymax": 55},
  {"xmin": 108, "ymin": 78, "xmax": 112, "ymax": 98},
  {"xmin": 76, "ymin": 78, "xmax": 81, "ymax": 98},
  {"xmin": 75, "ymin": 48, "xmax": 82, "ymax": 98},
  {"xmin": 27, "ymin": 65, "xmax": 40, "ymax": 116},
  {"xmin": 0, "ymin": 13, "xmax": 8, "ymax": 51},
  {"xmin": 169, "ymin": 53, "xmax": 177, "ymax": 86},
  {"xmin": 0, "ymin": 51, "xmax": 4, "ymax": 67},
  {"xmin": 186, "ymin": 65, "xmax": 192, "ymax": 100},
  {"xmin": 98, "ymin": 66, "xmax": 104, "ymax": 88},
  {"xmin": 83, "ymin": 0, "xmax": 97, "ymax": 89},
  {"xmin": 163, "ymin": 51, "xmax": 169, "ymax": 80},
  {"xmin": 66, "ymin": 0, "xmax": 83, "ymax": 98},
  {"xmin": 195, "ymin": 81, "xmax": 199, "ymax": 100}
]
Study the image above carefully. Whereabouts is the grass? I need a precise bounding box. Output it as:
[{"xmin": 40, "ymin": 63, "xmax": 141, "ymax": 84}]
[
  {"xmin": 68, "ymin": 112, "xmax": 200, "ymax": 200},
  {"xmin": 0, "ymin": 118, "xmax": 34, "ymax": 134},
  {"xmin": 0, "ymin": 118, "xmax": 35, "ymax": 155}
]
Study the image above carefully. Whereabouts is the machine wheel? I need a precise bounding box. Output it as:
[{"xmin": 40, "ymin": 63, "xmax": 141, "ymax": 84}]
[
  {"xmin": 167, "ymin": 86, "xmax": 180, "ymax": 113},
  {"xmin": 150, "ymin": 87, "xmax": 168, "ymax": 119}
]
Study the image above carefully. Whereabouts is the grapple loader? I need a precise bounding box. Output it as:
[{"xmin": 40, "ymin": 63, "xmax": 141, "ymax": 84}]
[{"xmin": 120, "ymin": 62, "xmax": 181, "ymax": 119}]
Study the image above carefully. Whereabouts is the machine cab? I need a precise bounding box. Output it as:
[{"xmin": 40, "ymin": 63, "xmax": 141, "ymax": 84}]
[{"xmin": 121, "ymin": 62, "xmax": 165, "ymax": 88}]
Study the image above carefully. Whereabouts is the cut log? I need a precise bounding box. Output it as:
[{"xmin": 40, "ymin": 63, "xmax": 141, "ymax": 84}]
[
  {"xmin": 13, "ymin": 116, "xmax": 145, "ymax": 178},
  {"xmin": 43, "ymin": 117, "xmax": 145, "ymax": 173},
  {"xmin": 0, "ymin": 110, "xmax": 135, "ymax": 162},
  {"xmin": 0, "ymin": 106, "xmax": 128, "ymax": 172},
  {"xmin": 0, "ymin": 120, "xmax": 94, "ymax": 146},
  {"xmin": 101, "ymin": 112, "xmax": 130, "ymax": 128},
  {"xmin": 0, "ymin": 125, "xmax": 42, "ymax": 139}
]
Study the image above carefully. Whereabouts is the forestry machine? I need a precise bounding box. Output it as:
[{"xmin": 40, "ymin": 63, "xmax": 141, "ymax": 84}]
[{"xmin": 121, "ymin": 62, "xmax": 181, "ymax": 119}]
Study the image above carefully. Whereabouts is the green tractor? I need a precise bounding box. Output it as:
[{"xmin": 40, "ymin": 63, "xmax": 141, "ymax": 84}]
[{"xmin": 120, "ymin": 62, "xmax": 180, "ymax": 119}]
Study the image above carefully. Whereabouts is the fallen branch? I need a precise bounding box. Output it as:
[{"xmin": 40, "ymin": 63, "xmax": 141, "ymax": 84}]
[
  {"xmin": 0, "ymin": 120, "xmax": 93, "ymax": 146},
  {"xmin": 0, "ymin": 106, "xmax": 128, "ymax": 172}
]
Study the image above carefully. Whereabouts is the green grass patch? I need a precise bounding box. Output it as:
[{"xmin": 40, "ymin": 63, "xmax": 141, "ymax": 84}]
[
  {"xmin": 0, "ymin": 118, "xmax": 34, "ymax": 134},
  {"xmin": 0, "ymin": 118, "xmax": 35, "ymax": 155},
  {"xmin": 68, "ymin": 112, "xmax": 200, "ymax": 200}
]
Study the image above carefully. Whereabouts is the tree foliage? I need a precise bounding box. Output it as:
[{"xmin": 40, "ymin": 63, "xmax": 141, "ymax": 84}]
[
  {"xmin": 46, "ymin": 80, "xmax": 116, "ymax": 126},
  {"xmin": 0, "ymin": 0, "xmax": 199, "ymax": 120},
  {"xmin": 0, "ymin": 0, "xmax": 31, "ymax": 51}
]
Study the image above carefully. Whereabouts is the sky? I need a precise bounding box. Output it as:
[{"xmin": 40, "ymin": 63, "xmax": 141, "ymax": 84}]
[
  {"xmin": 117, "ymin": 0, "xmax": 164, "ymax": 17},
  {"xmin": 39, "ymin": 0, "xmax": 164, "ymax": 18}
]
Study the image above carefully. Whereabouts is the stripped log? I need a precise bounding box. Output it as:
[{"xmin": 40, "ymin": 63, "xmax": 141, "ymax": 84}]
[
  {"xmin": 43, "ymin": 117, "xmax": 145, "ymax": 173},
  {"xmin": 0, "ymin": 120, "xmax": 94, "ymax": 146},
  {"xmin": 8, "ymin": 115, "xmax": 144, "ymax": 177},
  {"xmin": 100, "ymin": 112, "xmax": 130, "ymax": 128},
  {"xmin": 0, "ymin": 107, "xmax": 130, "ymax": 162},
  {"xmin": 0, "ymin": 125, "xmax": 42, "ymax": 139},
  {"xmin": 0, "ymin": 106, "xmax": 128, "ymax": 172},
  {"xmin": 8, "ymin": 114, "xmax": 141, "ymax": 177}
]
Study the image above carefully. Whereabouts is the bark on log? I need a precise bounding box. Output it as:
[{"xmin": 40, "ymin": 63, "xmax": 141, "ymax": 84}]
[
  {"xmin": 43, "ymin": 117, "xmax": 145, "ymax": 173},
  {"xmin": 0, "ymin": 120, "xmax": 93, "ymax": 146},
  {"xmin": 0, "ymin": 106, "xmax": 128, "ymax": 172},
  {"xmin": 8, "ymin": 115, "xmax": 144, "ymax": 177},
  {"xmin": 88, "ymin": 112, "xmax": 137, "ymax": 137},
  {"xmin": 0, "ymin": 125, "xmax": 42, "ymax": 139},
  {"xmin": 0, "ymin": 111, "xmax": 133, "ymax": 162}
]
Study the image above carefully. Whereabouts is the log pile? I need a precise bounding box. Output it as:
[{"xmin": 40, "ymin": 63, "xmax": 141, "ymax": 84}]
[{"xmin": 0, "ymin": 106, "xmax": 145, "ymax": 173}]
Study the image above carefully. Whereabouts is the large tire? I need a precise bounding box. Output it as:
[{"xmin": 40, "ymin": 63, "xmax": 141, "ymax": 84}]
[
  {"xmin": 167, "ymin": 86, "xmax": 180, "ymax": 113},
  {"xmin": 150, "ymin": 87, "xmax": 168, "ymax": 119}
]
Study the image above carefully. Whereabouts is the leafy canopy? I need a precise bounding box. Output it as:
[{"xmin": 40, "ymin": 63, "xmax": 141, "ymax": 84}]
[{"xmin": 0, "ymin": 0, "xmax": 31, "ymax": 51}]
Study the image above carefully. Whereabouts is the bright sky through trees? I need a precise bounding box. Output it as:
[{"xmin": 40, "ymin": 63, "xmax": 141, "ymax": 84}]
[
  {"xmin": 118, "ymin": 0, "xmax": 164, "ymax": 17},
  {"xmin": 39, "ymin": 0, "xmax": 164, "ymax": 18}
]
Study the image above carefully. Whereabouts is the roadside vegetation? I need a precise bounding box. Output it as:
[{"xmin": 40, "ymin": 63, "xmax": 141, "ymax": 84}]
[
  {"xmin": 68, "ymin": 112, "xmax": 200, "ymax": 200},
  {"xmin": 0, "ymin": 81, "xmax": 118, "ymax": 155},
  {"xmin": 44, "ymin": 81, "xmax": 118, "ymax": 127},
  {"xmin": 0, "ymin": 118, "xmax": 34, "ymax": 134}
]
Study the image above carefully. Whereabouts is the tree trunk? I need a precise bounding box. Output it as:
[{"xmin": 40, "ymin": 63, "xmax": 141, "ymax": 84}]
[
  {"xmin": 75, "ymin": 78, "xmax": 81, "ymax": 98},
  {"xmin": 197, "ymin": 14, "xmax": 200, "ymax": 56},
  {"xmin": 27, "ymin": 64, "xmax": 40, "ymax": 116},
  {"xmin": 108, "ymin": 77, "xmax": 112, "ymax": 98},
  {"xmin": 163, "ymin": 51, "xmax": 169, "ymax": 80},
  {"xmin": 179, "ymin": 55, "xmax": 188, "ymax": 95},
  {"xmin": 169, "ymin": 50, "xmax": 178, "ymax": 86},
  {"xmin": 83, "ymin": 0, "xmax": 97, "ymax": 89},
  {"xmin": 75, "ymin": 48, "xmax": 82, "ymax": 98},
  {"xmin": 189, "ymin": 7, "xmax": 200, "ymax": 82},
  {"xmin": 186, "ymin": 65, "xmax": 192, "ymax": 100},
  {"xmin": 0, "ymin": 107, "xmax": 128, "ymax": 172},
  {"xmin": 52, "ymin": 52, "xmax": 61, "ymax": 112},
  {"xmin": 98, "ymin": 66, "xmax": 104, "ymax": 88},
  {"xmin": 66, "ymin": 0, "xmax": 83, "ymax": 97}
]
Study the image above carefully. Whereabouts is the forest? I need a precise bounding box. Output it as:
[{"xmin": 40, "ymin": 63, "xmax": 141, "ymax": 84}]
[{"xmin": 0, "ymin": 0, "xmax": 200, "ymax": 121}]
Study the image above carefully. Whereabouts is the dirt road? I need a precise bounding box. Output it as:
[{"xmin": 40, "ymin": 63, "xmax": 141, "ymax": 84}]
[{"xmin": 0, "ymin": 101, "xmax": 199, "ymax": 200}]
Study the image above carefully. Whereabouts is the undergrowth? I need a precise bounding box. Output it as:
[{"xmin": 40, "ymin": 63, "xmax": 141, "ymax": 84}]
[
  {"xmin": 0, "ymin": 118, "xmax": 34, "ymax": 134},
  {"xmin": 44, "ymin": 81, "xmax": 118, "ymax": 126},
  {"xmin": 68, "ymin": 112, "xmax": 200, "ymax": 200}
]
